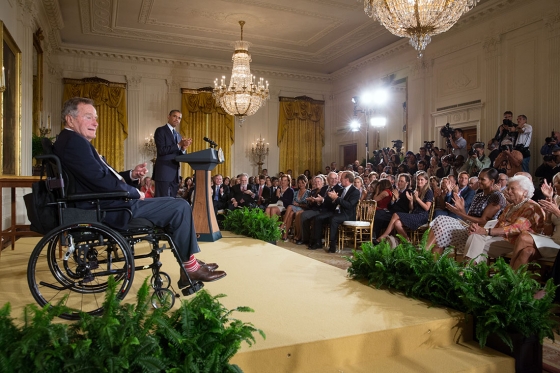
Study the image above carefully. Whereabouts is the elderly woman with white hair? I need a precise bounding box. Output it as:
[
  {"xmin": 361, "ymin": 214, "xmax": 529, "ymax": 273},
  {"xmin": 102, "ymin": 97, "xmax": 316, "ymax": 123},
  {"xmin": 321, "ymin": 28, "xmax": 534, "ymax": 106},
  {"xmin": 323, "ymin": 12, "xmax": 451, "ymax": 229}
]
[{"xmin": 464, "ymin": 174, "xmax": 545, "ymax": 264}]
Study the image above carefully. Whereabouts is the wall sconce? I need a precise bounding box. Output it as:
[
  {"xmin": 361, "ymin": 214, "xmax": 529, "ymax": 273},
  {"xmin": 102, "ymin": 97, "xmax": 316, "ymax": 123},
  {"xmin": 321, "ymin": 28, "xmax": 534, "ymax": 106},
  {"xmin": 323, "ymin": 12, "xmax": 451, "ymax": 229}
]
[
  {"xmin": 0, "ymin": 66, "xmax": 5, "ymax": 92},
  {"xmin": 143, "ymin": 134, "xmax": 157, "ymax": 164},
  {"xmin": 39, "ymin": 113, "xmax": 52, "ymax": 137},
  {"xmin": 251, "ymin": 136, "xmax": 269, "ymax": 175}
]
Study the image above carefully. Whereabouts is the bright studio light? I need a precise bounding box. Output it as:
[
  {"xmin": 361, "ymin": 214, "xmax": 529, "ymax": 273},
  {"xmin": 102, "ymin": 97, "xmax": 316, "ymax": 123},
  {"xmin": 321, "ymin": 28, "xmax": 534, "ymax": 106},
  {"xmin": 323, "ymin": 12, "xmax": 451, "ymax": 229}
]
[
  {"xmin": 360, "ymin": 88, "xmax": 389, "ymax": 106},
  {"xmin": 350, "ymin": 119, "xmax": 361, "ymax": 132},
  {"xmin": 370, "ymin": 116, "xmax": 387, "ymax": 127}
]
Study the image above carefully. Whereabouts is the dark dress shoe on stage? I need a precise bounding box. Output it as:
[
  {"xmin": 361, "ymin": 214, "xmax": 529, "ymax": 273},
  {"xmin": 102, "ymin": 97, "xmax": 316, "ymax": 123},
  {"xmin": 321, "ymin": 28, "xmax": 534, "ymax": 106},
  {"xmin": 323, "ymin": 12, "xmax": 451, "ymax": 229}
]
[
  {"xmin": 307, "ymin": 244, "xmax": 321, "ymax": 250},
  {"xmin": 178, "ymin": 266, "xmax": 227, "ymax": 288},
  {"xmin": 324, "ymin": 245, "xmax": 337, "ymax": 253},
  {"xmin": 295, "ymin": 240, "xmax": 304, "ymax": 245},
  {"xmin": 196, "ymin": 259, "xmax": 219, "ymax": 271}
]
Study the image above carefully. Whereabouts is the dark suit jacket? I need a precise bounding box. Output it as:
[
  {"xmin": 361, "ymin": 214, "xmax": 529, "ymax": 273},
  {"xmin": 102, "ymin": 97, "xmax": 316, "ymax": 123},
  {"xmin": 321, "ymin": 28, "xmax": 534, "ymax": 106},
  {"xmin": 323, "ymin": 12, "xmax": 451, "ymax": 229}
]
[
  {"xmin": 229, "ymin": 184, "xmax": 258, "ymax": 208},
  {"xmin": 254, "ymin": 184, "xmax": 271, "ymax": 207},
  {"xmin": 153, "ymin": 124, "xmax": 183, "ymax": 182},
  {"xmin": 53, "ymin": 129, "xmax": 140, "ymax": 229},
  {"xmin": 320, "ymin": 184, "xmax": 343, "ymax": 212},
  {"xmin": 212, "ymin": 183, "xmax": 230, "ymax": 210},
  {"xmin": 389, "ymin": 189, "xmax": 413, "ymax": 213},
  {"xmin": 333, "ymin": 185, "xmax": 361, "ymax": 220}
]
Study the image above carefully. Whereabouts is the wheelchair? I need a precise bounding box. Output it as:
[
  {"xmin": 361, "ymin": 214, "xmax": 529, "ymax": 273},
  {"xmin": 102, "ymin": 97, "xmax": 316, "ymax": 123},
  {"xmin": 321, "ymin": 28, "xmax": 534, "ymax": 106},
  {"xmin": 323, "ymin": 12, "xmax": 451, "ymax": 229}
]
[{"xmin": 25, "ymin": 139, "xmax": 203, "ymax": 320}]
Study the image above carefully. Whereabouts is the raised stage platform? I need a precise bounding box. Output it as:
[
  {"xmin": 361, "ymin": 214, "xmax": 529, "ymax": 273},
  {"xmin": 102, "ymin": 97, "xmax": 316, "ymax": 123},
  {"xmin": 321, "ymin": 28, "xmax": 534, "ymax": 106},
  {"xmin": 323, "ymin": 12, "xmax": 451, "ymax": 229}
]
[{"xmin": 0, "ymin": 234, "xmax": 514, "ymax": 372}]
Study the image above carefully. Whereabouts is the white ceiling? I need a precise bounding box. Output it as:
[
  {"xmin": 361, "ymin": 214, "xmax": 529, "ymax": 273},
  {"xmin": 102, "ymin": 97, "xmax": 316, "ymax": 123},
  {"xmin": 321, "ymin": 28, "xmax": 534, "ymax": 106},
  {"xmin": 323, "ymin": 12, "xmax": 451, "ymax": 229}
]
[{"xmin": 54, "ymin": 0, "xmax": 496, "ymax": 74}]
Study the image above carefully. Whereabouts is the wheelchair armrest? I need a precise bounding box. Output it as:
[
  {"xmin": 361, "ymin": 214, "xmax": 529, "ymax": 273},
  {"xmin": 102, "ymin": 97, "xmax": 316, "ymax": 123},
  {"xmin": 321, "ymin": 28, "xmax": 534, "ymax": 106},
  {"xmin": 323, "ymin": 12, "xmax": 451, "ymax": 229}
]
[{"xmin": 65, "ymin": 191, "xmax": 130, "ymax": 202}]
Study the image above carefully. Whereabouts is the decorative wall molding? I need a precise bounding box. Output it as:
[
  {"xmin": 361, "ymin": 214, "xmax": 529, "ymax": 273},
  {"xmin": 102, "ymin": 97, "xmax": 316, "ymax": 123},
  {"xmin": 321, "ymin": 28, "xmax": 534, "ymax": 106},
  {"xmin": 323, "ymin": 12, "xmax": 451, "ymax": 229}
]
[
  {"xmin": 125, "ymin": 75, "xmax": 142, "ymax": 90},
  {"xmin": 482, "ymin": 34, "xmax": 502, "ymax": 55},
  {"xmin": 544, "ymin": 12, "xmax": 560, "ymax": 35},
  {"xmin": 55, "ymin": 47, "xmax": 333, "ymax": 82},
  {"xmin": 42, "ymin": 0, "xmax": 65, "ymax": 30}
]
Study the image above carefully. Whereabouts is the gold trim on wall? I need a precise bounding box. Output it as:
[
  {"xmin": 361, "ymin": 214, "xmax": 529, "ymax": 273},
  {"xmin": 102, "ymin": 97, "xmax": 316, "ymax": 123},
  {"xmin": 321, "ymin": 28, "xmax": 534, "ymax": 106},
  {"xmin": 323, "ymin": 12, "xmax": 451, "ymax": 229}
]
[
  {"xmin": 0, "ymin": 20, "xmax": 22, "ymax": 176},
  {"xmin": 32, "ymin": 29, "xmax": 43, "ymax": 137}
]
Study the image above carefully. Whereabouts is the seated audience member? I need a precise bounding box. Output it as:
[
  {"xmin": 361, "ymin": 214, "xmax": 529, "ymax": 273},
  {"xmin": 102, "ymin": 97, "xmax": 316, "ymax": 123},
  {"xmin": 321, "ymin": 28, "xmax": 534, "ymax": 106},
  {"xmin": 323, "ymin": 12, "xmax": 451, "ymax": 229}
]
[
  {"xmin": 255, "ymin": 174, "xmax": 271, "ymax": 210},
  {"xmin": 280, "ymin": 174, "xmax": 310, "ymax": 241},
  {"xmin": 497, "ymin": 173, "xmax": 508, "ymax": 191},
  {"xmin": 509, "ymin": 175, "xmax": 560, "ymax": 269},
  {"xmin": 353, "ymin": 176, "xmax": 368, "ymax": 201},
  {"xmin": 436, "ymin": 155, "xmax": 453, "ymax": 178},
  {"xmin": 228, "ymin": 173, "xmax": 258, "ymax": 209},
  {"xmin": 308, "ymin": 171, "xmax": 361, "ymax": 253},
  {"xmin": 432, "ymin": 177, "xmax": 449, "ymax": 216},
  {"xmin": 265, "ymin": 174, "xmax": 294, "ymax": 218},
  {"xmin": 141, "ymin": 177, "xmax": 155, "ymax": 198},
  {"xmin": 464, "ymin": 175, "xmax": 545, "ymax": 264},
  {"xmin": 211, "ymin": 174, "xmax": 229, "ymax": 213},
  {"xmin": 369, "ymin": 172, "xmax": 379, "ymax": 182},
  {"xmin": 270, "ymin": 176, "xmax": 279, "ymax": 195},
  {"xmin": 429, "ymin": 176, "xmax": 440, "ymax": 194},
  {"xmin": 303, "ymin": 169, "xmax": 313, "ymax": 186},
  {"xmin": 417, "ymin": 160, "xmax": 428, "ymax": 172},
  {"xmin": 373, "ymin": 179, "xmax": 394, "ymax": 211},
  {"xmin": 54, "ymin": 97, "xmax": 225, "ymax": 284},
  {"xmin": 374, "ymin": 172, "xmax": 432, "ymax": 243},
  {"xmin": 427, "ymin": 157, "xmax": 441, "ymax": 179},
  {"xmin": 294, "ymin": 175, "xmax": 326, "ymax": 244},
  {"xmin": 182, "ymin": 177, "xmax": 195, "ymax": 204},
  {"xmin": 493, "ymin": 140, "xmax": 523, "ymax": 177},
  {"xmin": 427, "ymin": 168, "xmax": 506, "ymax": 255},
  {"xmin": 223, "ymin": 176, "xmax": 231, "ymax": 188},
  {"xmin": 469, "ymin": 176, "xmax": 480, "ymax": 193},
  {"xmin": 301, "ymin": 174, "xmax": 338, "ymax": 247},
  {"xmin": 535, "ymin": 155, "xmax": 557, "ymax": 185},
  {"xmin": 456, "ymin": 171, "xmax": 476, "ymax": 214}
]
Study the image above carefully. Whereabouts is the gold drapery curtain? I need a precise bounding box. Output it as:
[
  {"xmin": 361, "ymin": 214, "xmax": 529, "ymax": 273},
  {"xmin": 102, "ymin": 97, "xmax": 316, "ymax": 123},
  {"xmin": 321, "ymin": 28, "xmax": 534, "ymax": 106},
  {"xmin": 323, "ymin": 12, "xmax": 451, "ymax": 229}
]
[
  {"xmin": 63, "ymin": 77, "xmax": 128, "ymax": 171},
  {"xmin": 181, "ymin": 89, "xmax": 234, "ymax": 178},
  {"xmin": 278, "ymin": 96, "xmax": 324, "ymax": 175}
]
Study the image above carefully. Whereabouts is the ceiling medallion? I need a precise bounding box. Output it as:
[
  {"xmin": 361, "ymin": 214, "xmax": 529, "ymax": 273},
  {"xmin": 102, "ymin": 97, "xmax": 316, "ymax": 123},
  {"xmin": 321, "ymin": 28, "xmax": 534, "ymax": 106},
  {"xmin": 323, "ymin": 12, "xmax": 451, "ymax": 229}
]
[
  {"xmin": 213, "ymin": 21, "xmax": 270, "ymax": 123},
  {"xmin": 361, "ymin": 0, "xmax": 480, "ymax": 57}
]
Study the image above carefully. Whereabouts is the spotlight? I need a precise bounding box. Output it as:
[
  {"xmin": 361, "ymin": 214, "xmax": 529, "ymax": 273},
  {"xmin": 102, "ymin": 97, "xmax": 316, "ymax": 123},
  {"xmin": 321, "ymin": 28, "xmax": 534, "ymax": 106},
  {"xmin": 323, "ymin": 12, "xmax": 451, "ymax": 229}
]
[
  {"xmin": 370, "ymin": 117, "xmax": 387, "ymax": 127},
  {"xmin": 350, "ymin": 119, "xmax": 360, "ymax": 132},
  {"xmin": 351, "ymin": 96, "xmax": 359, "ymax": 104}
]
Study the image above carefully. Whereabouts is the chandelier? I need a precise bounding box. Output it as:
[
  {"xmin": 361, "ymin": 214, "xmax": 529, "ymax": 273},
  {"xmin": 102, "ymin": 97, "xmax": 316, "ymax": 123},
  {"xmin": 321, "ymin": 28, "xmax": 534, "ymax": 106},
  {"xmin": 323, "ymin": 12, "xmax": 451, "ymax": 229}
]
[
  {"xmin": 361, "ymin": 0, "xmax": 480, "ymax": 57},
  {"xmin": 213, "ymin": 21, "xmax": 270, "ymax": 123}
]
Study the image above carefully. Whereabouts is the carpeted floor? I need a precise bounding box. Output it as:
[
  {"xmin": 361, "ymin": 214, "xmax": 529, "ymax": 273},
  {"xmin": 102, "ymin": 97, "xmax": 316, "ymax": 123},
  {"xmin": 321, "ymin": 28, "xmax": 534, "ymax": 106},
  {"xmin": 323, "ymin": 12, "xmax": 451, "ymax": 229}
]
[{"xmin": 275, "ymin": 238, "xmax": 559, "ymax": 373}]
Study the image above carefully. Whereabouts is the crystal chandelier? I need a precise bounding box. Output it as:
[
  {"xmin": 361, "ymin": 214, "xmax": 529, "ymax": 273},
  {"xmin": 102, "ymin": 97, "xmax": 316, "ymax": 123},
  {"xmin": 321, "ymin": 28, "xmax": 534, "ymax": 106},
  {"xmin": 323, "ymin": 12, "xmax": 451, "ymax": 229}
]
[
  {"xmin": 213, "ymin": 21, "xmax": 270, "ymax": 123},
  {"xmin": 361, "ymin": 0, "xmax": 480, "ymax": 57}
]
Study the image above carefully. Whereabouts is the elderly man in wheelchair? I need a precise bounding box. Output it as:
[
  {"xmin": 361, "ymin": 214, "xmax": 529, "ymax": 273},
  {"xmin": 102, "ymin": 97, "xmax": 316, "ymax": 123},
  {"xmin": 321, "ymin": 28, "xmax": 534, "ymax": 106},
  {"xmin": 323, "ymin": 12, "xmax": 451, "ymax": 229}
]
[{"xmin": 26, "ymin": 97, "xmax": 226, "ymax": 320}]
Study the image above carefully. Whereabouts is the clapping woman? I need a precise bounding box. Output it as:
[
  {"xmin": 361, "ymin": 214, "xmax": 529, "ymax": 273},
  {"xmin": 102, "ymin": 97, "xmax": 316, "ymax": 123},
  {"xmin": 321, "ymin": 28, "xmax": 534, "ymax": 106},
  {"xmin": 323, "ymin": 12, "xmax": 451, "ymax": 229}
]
[
  {"xmin": 508, "ymin": 174, "xmax": 560, "ymax": 269},
  {"xmin": 374, "ymin": 171, "xmax": 433, "ymax": 244}
]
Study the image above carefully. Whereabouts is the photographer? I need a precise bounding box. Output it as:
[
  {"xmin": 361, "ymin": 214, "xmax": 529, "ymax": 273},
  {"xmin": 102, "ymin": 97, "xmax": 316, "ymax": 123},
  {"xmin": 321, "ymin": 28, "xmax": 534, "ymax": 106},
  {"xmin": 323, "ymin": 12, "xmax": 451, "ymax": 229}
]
[
  {"xmin": 463, "ymin": 142, "xmax": 491, "ymax": 177},
  {"xmin": 493, "ymin": 111, "xmax": 516, "ymax": 144},
  {"xmin": 512, "ymin": 114, "xmax": 532, "ymax": 173},
  {"xmin": 541, "ymin": 136, "xmax": 557, "ymax": 156},
  {"xmin": 535, "ymin": 154, "xmax": 557, "ymax": 184},
  {"xmin": 448, "ymin": 128, "xmax": 468, "ymax": 159},
  {"xmin": 493, "ymin": 140, "xmax": 523, "ymax": 177}
]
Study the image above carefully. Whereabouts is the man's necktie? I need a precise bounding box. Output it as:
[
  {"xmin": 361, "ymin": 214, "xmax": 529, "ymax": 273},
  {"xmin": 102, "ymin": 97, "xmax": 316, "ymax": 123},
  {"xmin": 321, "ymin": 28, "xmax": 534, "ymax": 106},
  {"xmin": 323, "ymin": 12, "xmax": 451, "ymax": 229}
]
[
  {"xmin": 258, "ymin": 186, "xmax": 263, "ymax": 199},
  {"xmin": 98, "ymin": 154, "xmax": 124, "ymax": 181},
  {"xmin": 173, "ymin": 129, "xmax": 178, "ymax": 144},
  {"xmin": 340, "ymin": 187, "xmax": 347, "ymax": 199},
  {"xmin": 214, "ymin": 185, "xmax": 219, "ymax": 201}
]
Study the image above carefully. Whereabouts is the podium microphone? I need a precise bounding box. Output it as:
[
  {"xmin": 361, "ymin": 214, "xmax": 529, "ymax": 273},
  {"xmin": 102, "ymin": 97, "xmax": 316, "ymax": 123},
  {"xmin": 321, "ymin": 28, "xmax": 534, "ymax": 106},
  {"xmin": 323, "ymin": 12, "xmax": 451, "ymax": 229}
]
[{"xmin": 203, "ymin": 137, "xmax": 218, "ymax": 148}]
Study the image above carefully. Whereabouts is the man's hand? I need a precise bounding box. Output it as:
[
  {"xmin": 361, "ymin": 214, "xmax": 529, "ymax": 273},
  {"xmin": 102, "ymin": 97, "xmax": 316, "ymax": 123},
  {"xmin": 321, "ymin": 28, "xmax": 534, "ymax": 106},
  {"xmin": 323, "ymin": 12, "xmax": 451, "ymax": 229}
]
[
  {"xmin": 179, "ymin": 138, "xmax": 193, "ymax": 150},
  {"xmin": 328, "ymin": 190, "xmax": 338, "ymax": 200},
  {"xmin": 132, "ymin": 163, "xmax": 148, "ymax": 179}
]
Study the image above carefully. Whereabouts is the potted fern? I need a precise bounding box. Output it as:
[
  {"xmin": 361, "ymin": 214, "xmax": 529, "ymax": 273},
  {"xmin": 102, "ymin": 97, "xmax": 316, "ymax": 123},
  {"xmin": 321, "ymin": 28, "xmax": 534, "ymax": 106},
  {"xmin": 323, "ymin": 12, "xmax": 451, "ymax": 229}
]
[
  {"xmin": 0, "ymin": 277, "xmax": 264, "ymax": 372},
  {"xmin": 222, "ymin": 207, "xmax": 282, "ymax": 244},
  {"xmin": 347, "ymin": 236, "xmax": 557, "ymax": 373}
]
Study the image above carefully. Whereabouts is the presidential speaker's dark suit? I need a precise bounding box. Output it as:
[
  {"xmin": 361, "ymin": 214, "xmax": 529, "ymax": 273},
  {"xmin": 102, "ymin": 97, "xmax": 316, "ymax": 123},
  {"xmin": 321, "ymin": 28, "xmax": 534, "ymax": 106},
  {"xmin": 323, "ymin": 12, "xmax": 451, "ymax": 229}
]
[
  {"xmin": 153, "ymin": 124, "xmax": 184, "ymax": 197},
  {"xmin": 53, "ymin": 129, "xmax": 200, "ymax": 262}
]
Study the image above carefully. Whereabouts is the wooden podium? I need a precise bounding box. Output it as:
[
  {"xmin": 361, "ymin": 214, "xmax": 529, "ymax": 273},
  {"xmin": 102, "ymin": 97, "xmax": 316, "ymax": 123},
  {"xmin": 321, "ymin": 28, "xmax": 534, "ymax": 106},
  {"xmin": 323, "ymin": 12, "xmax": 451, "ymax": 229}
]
[{"xmin": 176, "ymin": 149, "xmax": 223, "ymax": 242}]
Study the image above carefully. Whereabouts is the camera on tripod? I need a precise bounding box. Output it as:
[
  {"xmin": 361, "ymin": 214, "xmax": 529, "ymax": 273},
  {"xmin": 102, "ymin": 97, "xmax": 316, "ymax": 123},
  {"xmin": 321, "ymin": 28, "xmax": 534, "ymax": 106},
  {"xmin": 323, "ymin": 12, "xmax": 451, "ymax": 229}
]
[
  {"xmin": 440, "ymin": 123, "xmax": 454, "ymax": 148},
  {"xmin": 391, "ymin": 139, "xmax": 403, "ymax": 153}
]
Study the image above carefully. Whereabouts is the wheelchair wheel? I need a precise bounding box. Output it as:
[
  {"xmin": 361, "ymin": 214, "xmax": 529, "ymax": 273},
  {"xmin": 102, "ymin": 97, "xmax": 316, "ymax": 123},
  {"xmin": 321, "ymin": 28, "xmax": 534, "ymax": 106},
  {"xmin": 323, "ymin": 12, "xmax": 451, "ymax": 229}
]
[
  {"xmin": 27, "ymin": 222, "xmax": 135, "ymax": 320},
  {"xmin": 151, "ymin": 288, "xmax": 175, "ymax": 310},
  {"xmin": 150, "ymin": 271, "xmax": 171, "ymax": 290}
]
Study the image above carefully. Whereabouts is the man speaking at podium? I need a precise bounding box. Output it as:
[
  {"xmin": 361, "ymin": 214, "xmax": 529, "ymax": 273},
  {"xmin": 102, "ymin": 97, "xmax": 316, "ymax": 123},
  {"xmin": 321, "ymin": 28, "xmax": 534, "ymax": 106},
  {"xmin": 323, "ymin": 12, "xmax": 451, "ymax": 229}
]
[{"xmin": 153, "ymin": 110, "xmax": 192, "ymax": 197}]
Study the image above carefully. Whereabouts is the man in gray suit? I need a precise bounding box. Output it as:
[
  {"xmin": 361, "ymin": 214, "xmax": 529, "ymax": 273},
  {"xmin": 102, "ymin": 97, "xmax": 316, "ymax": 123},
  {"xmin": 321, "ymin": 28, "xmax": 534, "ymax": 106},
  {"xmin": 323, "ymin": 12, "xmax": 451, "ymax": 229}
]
[{"xmin": 153, "ymin": 110, "xmax": 192, "ymax": 197}]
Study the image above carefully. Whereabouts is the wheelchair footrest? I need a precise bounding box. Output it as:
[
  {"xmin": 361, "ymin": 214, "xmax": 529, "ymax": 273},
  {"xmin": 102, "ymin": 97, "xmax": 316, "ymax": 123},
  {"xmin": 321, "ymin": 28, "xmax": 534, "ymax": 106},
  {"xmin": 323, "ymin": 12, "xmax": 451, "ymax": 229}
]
[{"xmin": 180, "ymin": 281, "xmax": 204, "ymax": 296}]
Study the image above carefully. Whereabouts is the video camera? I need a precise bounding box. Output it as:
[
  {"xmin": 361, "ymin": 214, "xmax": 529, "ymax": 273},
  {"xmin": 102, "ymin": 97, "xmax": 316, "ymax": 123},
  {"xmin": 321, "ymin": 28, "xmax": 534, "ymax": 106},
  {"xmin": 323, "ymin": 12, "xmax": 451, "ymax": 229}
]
[
  {"xmin": 440, "ymin": 123, "xmax": 454, "ymax": 148},
  {"xmin": 423, "ymin": 140, "xmax": 435, "ymax": 151},
  {"xmin": 391, "ymin": 139, "xmax": 403, "ymax": 153}
]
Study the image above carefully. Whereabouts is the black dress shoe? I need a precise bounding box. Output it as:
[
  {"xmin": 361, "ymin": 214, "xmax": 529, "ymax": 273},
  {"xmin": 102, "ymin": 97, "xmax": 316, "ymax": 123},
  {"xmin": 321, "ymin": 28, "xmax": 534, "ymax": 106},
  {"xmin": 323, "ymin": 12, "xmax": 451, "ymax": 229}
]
[
  {"xmin": 295, "ymin": 240, "xmax": 304, "ymax": 245},
  {"xmin": 196, "ymin": 259, "xmax": 219, "ymax": 271},
  {"xmin": 307, "ymin": 244, "xmax": 321, "ymax": 250},
  {"xmin": 178, "ymin": 266, "xmax": 226, "ymax": 288},
  {"xmin": 372, "ymin": 238, "xmax": 380, "ymax": 245}
]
